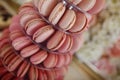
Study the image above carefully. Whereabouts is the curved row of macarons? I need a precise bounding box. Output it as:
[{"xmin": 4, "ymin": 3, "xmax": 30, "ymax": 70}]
[
  {"xmin": 11, "ymin": 15, "xmax": 83, "ymax": 54},
  {"xmin": 9, "ymin": 21, "xmax": 73, "ymax": 68},
  {"xmin": 33, "ymin": 0, "xmax": 105, "ymax": 16},
  {"xmin": 0, "ymin": 54, "xmax": 67, "ymax": 80},
  {"xmin": 0, "ymin": 31, "xmax": 68, "ymax": 79},
  {"xmin": 19, "ymin": 2, "xmax": 88, "ymax": 35},
  {"xmin": 0, "ymin": 60, "xmax": 22, "ymax": 80}
]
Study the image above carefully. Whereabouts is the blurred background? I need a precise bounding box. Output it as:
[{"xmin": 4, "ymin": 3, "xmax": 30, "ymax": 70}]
[{"xmin": 0, "ymin": 0, "xmax": 120, "ymax": 80}]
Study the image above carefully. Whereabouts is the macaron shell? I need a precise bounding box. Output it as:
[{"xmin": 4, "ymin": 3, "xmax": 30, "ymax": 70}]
[
  {"xmin": 20, "ymin": 45, "xmax": 39, "ymax": 58},
  {"xmin": 0, "ymin": 38, "xmax": 9, "ymax": 49},
  {"xmin": 46, "ymin": 70, "xmax": 55, "ymax": 80},
  {"xmin": 49, "ymin": 2, "xmax": 66, "ymax": 25},
  {"xmin": 70, "ymin": 35, "xmax": 84, "ymax": 53},
  {"xmin": 19, "ymin": 2, "xmax": 34, "ymax": 13},
  {"xmin": 47, "ymin": 31, "xmax": 64, "ymax": 50},
  {"xmin": 3, "ymin": 51, "xmax": 14, "ymax": 65},
  {"xmin": 59, "ymin": 9, "xmax": 76, "ymax": 30},
  {"xmin": 42, "ymin": 71, "xmax": 48, "ymax": 80},
  {"xmin": 4, "ymin": 53, "xmax": 16, "ymax": 65},
  {"xmin": 17, "ymin": 61, "xmax": 30, "ymax": 78},
  {"xmin": 88, "ymin": 0, "xmax": 105, "ymax": 14},
  {"xmin": 58, "ymin": 35, "xmax": 71, "ymax": 53},
  {"xmin": 56, "ymin": 54, "xmax": 65, "ymax": 67},
  {"xmin": 78, "ymin": 0, "xmax": 96, "ymax": 11},
  {"xmin": 38, "ymin": 0, "xmax": 58, "ymax": 16},
  {"xmin": 69, "ymin": 12, "xmax": 87, "ymax": 32},
  {"xmin": 7, "ymin": 56, "xmax": 19, "ymax": 71},
  {"xmin": 64, "ymin": 53, "xmax": 72, "ymax": 65},
  {"xmin": 1, "ymin": 73, "xmax": 14, "ymax": 80},
  {"xmin": 12, "ymin": 36, "xmax": 32, "ymax": 51},
  {"xmin": 10, "ymin": 30, "xmax": 24, "ymax": 41},
  {"xmin": 51, "ymin": 33, "xmax": 66, "ymax": 51},
  {"xmin": 38, "ymin": 70, "xmax": 45, "ymax": 80},
  {"xmin": 30, "ymin": 50, "xmax": 48, "ymax": 65},
  {"xmin": 33, "ymin": 25, "xmax": 55, "ymax": 43},
  {"xmin": 33, "ymin": 0, "xmax": 40, "ymax": 7},
  {"xmin": 29, "ymin": 65, "xmax": 38, "ymax": 80},
  {"xmin": 43, "ymin": 53, "xmax": 57, "ymax": 68},
  {"xmin": 68, "ymin": 0, "xmax": 82, "ymax": 5},
  {"xmin": 0, "ymin": 44, "xmax": 12, "ymax": 57},
  {"xmin": 25, "ymin": 19, "xmax": 46, "ymax": 36},
  {"xmin": 8, "ymin": 57, "xmax": 23, "ymax": 72},
  {"xmin": 20, "ymin": 13, "xmax": 39, "ymax": 27}
]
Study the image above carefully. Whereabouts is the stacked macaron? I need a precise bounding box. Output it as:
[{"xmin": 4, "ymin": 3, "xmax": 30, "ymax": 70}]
[
  {"xmin": 0, "ymin": 29, "xmax": 68, "ymax": 79},
  {"xmin": 0, "ymin": 0, "xmax": 105, "ymax": 79}
]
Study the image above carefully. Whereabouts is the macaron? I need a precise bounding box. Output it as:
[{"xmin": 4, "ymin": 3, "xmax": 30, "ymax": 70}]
[
  {"xmin": 78, "ymin": 0, "xmax": 96, "ymax": 11},
  {"xmin": 70, "ymin": 35, "xmax": 84, "ymax": 53},
  {"xmin": 12, "ymin": 36, "xmax": 32, "ymax": 51},
  {"xmin": 19, "ymin": 2, "xmax": 34, "ymax": 14},
  {"xmin": 17, "ymin": 61, "xmax": 30, "ymax": 78},
  {"xmin": 47, "ymin": 31, "xmax": 66, "ymax": 51},
  {"xmin": 33, "ymin": 0, "xmax": 40, "ymax": 7},
  {"xmin": 38, "ymin": 70, "xmax": 45, "ymax": 80},
  {"xmin": 7, "ymin": 56, "xmax": 23, "ymax": 71},
  {"xmin": 30, "ymin": 50, "xmax": 48, "ymax": 65},
  {"xmin": 0, "ymin": 38, "xmax": 9, "ymax": 49},
  {"xmin": 1, "ymin": 73, "xmax": 14, "ymax": 80},
  {"xmin": 43, "ymin": 53, "xmax": 58, "ymax": 68},
  {"xmin": 25, "ymin": 18, "xmax": 46, "ymax": 36},
  {"xmin": 58, "ymin": 35, "xmax": 73, "ymax": 53},
  {"xmin": 20, "ymin": 45, "xmax": 39, "ymax": 58},
  {"xmin": 33, "ymin": 25, "xmax": 55, "ymax": 43},
  {"xmin": 49, "ymin": 2, "xmax": 66, "ymax": 25},
  {"xmin": 69, "ymin": 12, "xmax": 87, "ymax": 33},
  {"xmin": 88, "ymin": 0, "xmax": 105, "ymax": 14},
  {"xmin": 45, "ymin": 70, "xmax": 55, "ymax": 80},
  {"xmin": 10, "ymin": 30, "xmax": 24, "ymax": 41},
  {"xmin": 68, "ymin": 0, "xmax": 82, "ymax": 5},
  {"xmin": 0, "ymin": 44, "xmax": 12, "ymax": 57},
  {"xmin": 59, "ymin": 9, "xmax": 76, "ymax": 30},
  {"xmin": 3, "ymin": 50, "xmax": 13, "ymax": 63},
  {"xmin": 20, "ymin": 12, "xmax": 39, "ymax": 27},
  {"xmin": 29, "ymin": 65, "xmax": 38, "ymax": 80},
  {"xmin": 64, "ymin": 53, "xmax": 72, "ymax": 65},
  {"xmin": 41, "ymin": 70, "xmax": 48, "ymax": 80},
  {"xmin": 3, "ymin": 53, "xmax": 16, "ymax": 65},
  {"xmin": 0, "ymin": 67, "xmax": 7, "ymax": 77},
  {"xmin": 56, "ymin": 54, "xmax": 65, "ymax": 67},
  {"xmin": 38, "ymin": 0, "xmax": 58, "ymax": 16}
]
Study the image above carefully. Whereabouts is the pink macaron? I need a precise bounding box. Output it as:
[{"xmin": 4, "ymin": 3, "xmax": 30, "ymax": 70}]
[
  {"xmin": 30, "ymin": 50, "xmax": 48, "ymax": 65},
  {"xmin": 7, "ymin": 56, "xmax": 23, "ymax": 71},
  {"xmin": 33, "ymin": 25, "xmax": 55, "ymax": 43},
  {"xmin": 69, "ymin": 12, "xmax": 87, "ymax": 33},
  {"xmin": 68, "ymin": 0, "xmax": 82, "ymax": 5},
  {"xmin": 47, "ymin": 31, "xmax": 66, "ymax": 51},
  {"xmin": 59, "ymin": 9, "xmax": 76, "ymax": 30},
  {"xmin": 70, "ymin": 35, "xmax": 84, "ymax": 53},
  {"xmin": 17, "ymin": 61, "xmax": 30, "ymax": 78},
  {"xmin": 20, "ymin": 44, "xmax": 39, "ymax": 58},
  {"xmin": 43, "ymin": 53, "xmax": 58, "ymax": 68},
  {"xmin": 88, "ymin": 0, "xmax": 105, "ymax": 14},
  {"xmin": 29, "ymin": 65, "xmax": 38, "ymax": 80},
  {"xmin": 58, "ymin": 35, "xmax": 73, "ymax": 53},
  {"xmin": 12, "ymin": 36, "xmax": 32, "ymax": 51},
  {"xmin": 37, "ymin": 0, "xmax": 58, "ymax": 16},
  {"xmin": 78, "ymin": 0, "xmax": 96, "ymax": 11},
  {"xmin": 49, "ymin": 2, "xmax": 66, "ymax": 25},
  {"xmin": 25, "ymin": 18, "xmax": 46, "ymax": 36}
]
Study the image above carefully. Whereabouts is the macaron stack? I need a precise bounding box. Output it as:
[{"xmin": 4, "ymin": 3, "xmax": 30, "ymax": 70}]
[{"xmin": 0, "ymin": 0, "xmax": 105, "ymax": 80}]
